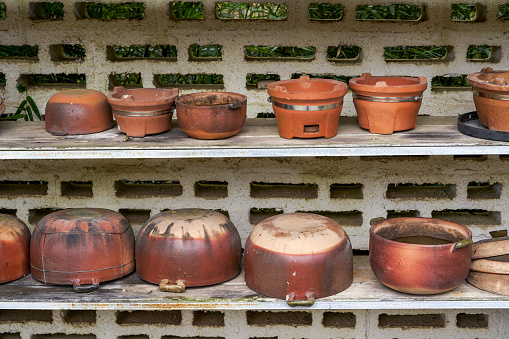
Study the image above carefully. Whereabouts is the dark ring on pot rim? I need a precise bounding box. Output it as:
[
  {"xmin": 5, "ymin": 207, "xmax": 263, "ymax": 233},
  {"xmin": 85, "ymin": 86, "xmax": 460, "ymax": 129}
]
[
  {"xmin": 352, "ymin": 93, "xmax": 423, "ymax": 103},
  {"xmin": 113, "ymin": 108, "xmax": 174, "ymax": 117},
  {"xmin": 272, "ymin": 100, "xmax": 339, "ymax": 111},
  {"xmin": 473, "ymin": 89, "xmax": 509, "ymax": 101}
]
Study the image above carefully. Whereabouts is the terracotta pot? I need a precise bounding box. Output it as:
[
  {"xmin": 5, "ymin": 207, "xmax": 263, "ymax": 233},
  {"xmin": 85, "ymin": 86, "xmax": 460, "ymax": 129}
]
[
  {"xmin": 467, "ymin": 67, "xmax": 509, "ymax": 132},
  {"xmin": 107, "ymin": 86, "xmax": 179, "ymax": 137},
  {"xmin": 135, "ymin": 209, "xmax": 241, "ymax": 291},
  {"xmin": 0, "ymin": 214, "xmax": 31, "ymax": 283},
  {"xmin": 370, "ymin": 217, "xmax": 472, "ymax": 294},
  {"xmin": 0, "ymin": 96, "xmax": 5, "ymax": 116},
  {"xmin": 244, "ymin": 213, "xmax": 353, "ymax": 306},
  {"xmin": 267, "ymin": 75, "xmax": 348, "ymax": 139},
  {"xmin": 45, "ymin": 89, "xmax": 114, "ymax": 136},
  {"xmin": 349, "ymin": 73, "xmax": 427, "ymax": 134},
  {"xmin": 30, "ymin": 208, "xmax": 135, "ymax": 292},
  {"xmin": 176, "ymin": 92, "xmax": 247, "ymax": 139}
]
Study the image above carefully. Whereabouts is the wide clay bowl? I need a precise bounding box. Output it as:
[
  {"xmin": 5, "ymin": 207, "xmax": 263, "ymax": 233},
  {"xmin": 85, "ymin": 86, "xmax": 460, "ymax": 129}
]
[
  {"xmin": 107, "ymin": 86, "xmax": 179, "ymax": 137},
  {"xmin": 267, "ymin": 75, "xmax": 348, "ymax": 139},
  {"xmin": 245, "ymin": 213, "xmax": 353, "ymax": 306},
  {"xmin": 349, "ymin": 73, "xmax": 427, "ymax": 134},
  {"xmin": 45, "ymin": 89, "xmax": 113, "ymax": 136},
  {"xmin": 135, "ymin": 208, "xmax": 242, "ymax": 291},
  {"xmin": 0, "ymin": 214, "xmax": 31, "ymax": 283},
  {"xmin": 467, "ymin": 67, "xmax": 509, "ymax": 132},
  {"xmin": 30, "ymin": 208, "xmax": 135, "ymax": 292},
  {"xmin": 176, "ymin": 92, "xmax": 247, "ymax": 139},
  {"xmin": 370, "ymin": 217, "xmax": 472, "ymax": 294}
]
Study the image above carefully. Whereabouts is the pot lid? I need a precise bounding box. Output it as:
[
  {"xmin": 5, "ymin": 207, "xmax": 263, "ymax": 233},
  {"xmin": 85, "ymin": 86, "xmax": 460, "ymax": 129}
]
[
  {"xmin": 0, "ymin": 214, "xmax": 30, "ymax": 241},
  {"xmin": 472, "ymin": 236, "xmax": 509, "ymax": 259},
  {"xmin": 349, "ymin": 73, "xmax": 427, "ymax": 94},
  {"xmin": 107, "ymin": 86, "xmax": 179, "ymax": 111},
  {"xmin": 248, "ymin": 213, "xmax": 348, "ymax": 255},
  {"xmin": 267, "ymin": 75, "xmax": 348, "ymax": 102},
  {"xmin": 35, "ymin": 208, "xmax": 130, "ymax": 234},
  {"xmin": 467, "ymin": 67, "xmax": 509, "ymax": 91},
  {"xmin": 47, "ymin": 89, "xmax": 108, "ymax": 106},
  {"xmin": 471, "ymin": 254, "xmax": 509, "ymax": 274}
]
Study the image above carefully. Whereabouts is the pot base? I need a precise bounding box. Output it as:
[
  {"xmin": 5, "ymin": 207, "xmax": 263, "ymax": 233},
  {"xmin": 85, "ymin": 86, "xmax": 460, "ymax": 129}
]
[
  {"xmin": 114, "ymin": 113, "xmax": 172, "ymax": 137},
  {"xmin": 354, "ymin": 100, "xmax": 420, "ymax": 134}
]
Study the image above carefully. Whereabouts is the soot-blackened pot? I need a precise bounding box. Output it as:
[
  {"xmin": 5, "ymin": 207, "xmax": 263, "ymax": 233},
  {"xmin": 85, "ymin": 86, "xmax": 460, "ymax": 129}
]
[
  {"xmin": 30, "ymin": 208, "xmax": 135, "ymax": 292},
  {"xmin": 0, "ymin": 214, "xmax": 31, "ymax": 283},
  {"xmin": 135, "ymin": 209, "xmax": 242, "ymax": 292},
  {"xmin": 244, "ymin": 213, "xmax": 353, "ymax": 306}
]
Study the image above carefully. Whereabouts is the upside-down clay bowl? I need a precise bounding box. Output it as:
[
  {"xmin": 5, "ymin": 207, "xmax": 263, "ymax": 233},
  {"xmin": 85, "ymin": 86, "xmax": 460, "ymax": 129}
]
[
  {"xmin": 30, "ymin": 208, "xmax": 135, "ymax": 292},
  {"xmin": 0, "ymin": 214, "xmax": 31, "ymax": 283},
  {"xmin": 45, "ymin": 89, "xmax": 113, "ymax": 136},
  {"xmin": 349, "ymin": 73, "xmax": 428, "ymax": 134},
  {"xmin": 107, "ymin": 86, "xmax": 179, "ymax": 137},
  {"xmin": 370, "ymin": 217, "xmax": 473, "ymax": 294},
  {"xmin": 267, "ymin": 75, "xmax": 348, "ymax": 139},
  {"xmin": 244, "ymin": 213, "xmax": 353, "ymax": 306},
  {"xmin": 135, "ymin": 209, "xmax": 242, "ymax": 292},
  {"xmin": 175, "ymin": 92, "xmax": 247, "ymax": 139}
]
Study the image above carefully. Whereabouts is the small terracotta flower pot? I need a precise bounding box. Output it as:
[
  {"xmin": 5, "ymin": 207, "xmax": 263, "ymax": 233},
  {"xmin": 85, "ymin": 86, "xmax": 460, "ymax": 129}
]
[
  {"xmin": 467, "ymin": 67, "xmax": 509, "ymax": 132},
  {"xmin": 107, "ymin": 86, "xmax": 179, "ymax": 137},
  {"xmin": 349, "ymin": 73, "xmax": 427, "ymax": 134},
  {"xmin": 176, "ymin": 92, "xmax": 247, "ymax": 139},
  {"xmin": 267, "ymin": 75, "xmax": 348, "ymax": 139}
]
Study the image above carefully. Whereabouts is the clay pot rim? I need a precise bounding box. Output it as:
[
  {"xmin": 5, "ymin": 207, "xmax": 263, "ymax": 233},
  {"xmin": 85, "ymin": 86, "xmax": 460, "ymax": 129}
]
[
  {"xmin": 349, "ymin": 73, "xmax": 427, "ymax": 94},
  {"xmin": 467, "ymin": 71, "xmax": 509, "ymax": 91},
  {"xmin": 107, "ymin": 87, "xmax": 179, "ymax": 106},
  {"xmin": 267, "ymin": 78, "xmax": 348, "ymax": 101},
  {"xmin": 175, "ymin": 91, "xmax": 247, "ymax": 107}
]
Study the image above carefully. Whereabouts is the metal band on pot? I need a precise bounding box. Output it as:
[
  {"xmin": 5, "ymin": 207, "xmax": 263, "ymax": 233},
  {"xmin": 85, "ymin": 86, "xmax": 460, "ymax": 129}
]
[
  {"xmin": 473, "ymin": 89, "xmax": 509, "ymax": 101},
  {"xmin": 113, "ymin": 108, "xmax": 174, "ymax": 117},
  {"xmin": 352, "ymin": 93, "xmax": 423, "ymax": 103},
  {"xmin": 272, "ymin": 100, "xmax": 339, "ymax": 111}
]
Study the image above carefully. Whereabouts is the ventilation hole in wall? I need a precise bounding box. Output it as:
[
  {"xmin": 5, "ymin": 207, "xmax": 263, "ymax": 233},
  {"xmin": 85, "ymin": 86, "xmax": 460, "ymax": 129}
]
[
  {"xmin": 50, "ymin": 44, "xmax": 86, "ymax": 62},
  {"xmin": 109, "ymin": 73, "xmax": 142, "ymax": 91},
  {"xmin": 431, "ymin": 74, "xmax": 470, "ymax": 91},
  {"xmin": 330, "ymin": 183, "xmax": 363, "ymax": 199},
  {"xmin": 62, "ymin": 310, "xmax": 96, "ymax": 324},
  {"xmin": 387, "ymin": 210, "xmax": 420, "ymax": 219},
  {"xmin": 214, "ymin": 209, "xmax": 230, "ymax": 218},
  {"xmin": 118, "ymin": 336, "xmax": 149, "ymax": 339},
  {"xmin": 386, "ymin": 183, "xmax": 456, "ymax": 199},
  {"xmin": 327, "ymin": 45, "xmax": 361, "ymax": 62},
  {"xmin": 0, "ymin": 310, "xmax": 53, "ymax": 323},
  {"xmin": 467, "ymin": 45, "xmax": 500, "ymax": 62},
  {"xmin": 431, "ymin": 209, "xmax": 501, "ymax": 226},
  {"xmin": 247, "ymin": 311, "xmax": 312, "ymax": 326},
  {"xmin": 246, "ymin": 73, "xmax": 280, "ymax": 89},
  {"xmin": 467, "ymin": 182, "xmax": 502, "ymax": 200},
  {"xmin": 75, "ymin": 2, "xmax": 145, "ymax": 20},
  {"xmin": 296, "ymin": 210, "xmax": 363, "ymax": 227},
  {"xmin": 353, "ymin": 249, "xmax": 369, "ymax": 256},
  {"xmin": 194, "ymin": 181, "xmax": 228, "ymax": 198},
  {"xmin": 249, "ymin": 337, "xmax": 277, "ymax": 339},
  {"xmin": 0, "ymin": 209, "xmax": 17, "ymax": 217},
  {"xmin": 256, "ymin": 113, "xmax": 276, "ymax": 118},
  {"xmin": 356, "ymin": 4, "xmax": 425, "ymax": 21},
  {"xmin": 61, "ymin": 181, "xmax": 93, "ymax": 197},
  {"xmin": 32, "ymin": 335, "xmax": 95, "ymax": 339},
  {"xmin": 29, "ymin": 208, "xmax": 62, "ymax": 225},
  {"xmin": 170, "ymin": 1, "xmax": 204, "ymax": 19},
  {"xmin": 155, "ymin": 74, "xmax": 224, "ymax": 89},
  {"xmin": 250, "ymin": 208, "xmax": 284, "ymax": 224},
  {"xmin": 456, "ymin": 313, "xmax": 489, "ymax": 328},
  {"xmin": 0, "ymin": 181, "xmax": 48, "ymax": 196},
  {"xmin": 0, "ymin": 3, "xmax": 5, "ymax": 19},
  {"xmin": 189, "ymin": 44, "xmax": 222, "ymax": 61},
  {"xmin": 451, "ymin": 3, "xmax": 485, "ymax": 22},
  {"xmin": 29, "ymin": 2, "xmax": 64, "ymax": 20},
  {"xmin": 0, "ymin": 45, "xmax": 38, "ymax": 59},
  {"xmin": 115, "ymin": 180, "xmax": 183, "ymax": 198},
  {"xmin": 216, "ymin": 2, "xmax": 287, "ymax": 20},
  {"xmin": 250, "ymin": 182, "xmax": 318, "ymax": 199},
  {"xmin": 161, "ymin": 337, "xmax": 224, "ymax": 339},
  {"xmin": 455, "ymin": 155, "xmax": 488, "ymax": 161},
  {"xmin": 116, "ymin": 311, "xmax": 182, "ymax": 325},
  {"xmin": 384, "ymin": 46, "xmax": 450, "ymax": 61},
  {"xmin": 119, "ymin": 209, "xmax": 151, "ymax": 225},
  {"xmin": 24, "ymin": 74, "xmax": 86, "ymax": 86},
  {"xmin": 291, "ymin": 73, "xmax": 355, "ymax": 85},
  {"xmin": 107, "ymin": 45, "xmax": 177, "ymax": 61},
  {"xmin": 361, "ymin": 155, "xmax": 430, "ymax": 161},
  {"xmin": 378, "ymin": 313, "xmax": 446, "ymax": 328},
  {"xmin": 0, "ymin": 73, "xmax": 5, "ymax": 86},
  {"xmin": 245, "ymin": 46, "xmax": 315, "ymax": 60},
  {"xmin": 0, "ymin": 333, "xmax": 20, "ymax": 339},
  {"xmin": 498, "ymin": 4, "xmax": 509, "ymax": 20},
  {"xmin": 322, "ymin": 312, "xmax": 356, "ymax": 328},
  {"xmin": 309, "ymin": 3, "xmax": 343, "ymax": 20},
  {"xmin": 192, "ymin": 311, "xmax": 225, "ymax": 327}
]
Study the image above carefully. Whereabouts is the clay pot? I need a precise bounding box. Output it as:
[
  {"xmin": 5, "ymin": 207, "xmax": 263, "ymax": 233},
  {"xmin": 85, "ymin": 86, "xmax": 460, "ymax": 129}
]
[
  {"xmin": 30, "ymin": 208, "xmax": 135, "ymax": 292},
  {"xmin": 45, "ymin": 89, "xmax": 114, "ymax": 136},
  {"xmin": 467, "ymin": 67, "xmax": 509, "ymax": 132},
  {"xmin": 244, "ymin": 213, "xmax": 353, "ymax": 306},
  {"xmin": 267, "ymin": 75, "xmax": 348, "ymax": 139},
  {"xmin": 0, "ymin": 96, "xmax": 5, "ymax": 116},
  {"xmin": 135, "ymin": 209, "xmax": 242, "ymax": 292},
  {"xmin": 176, "ymin": 92, "xmax": 247, "ymax": 139},
  {"xmin": 349, "ymin": 73, "xmax": 428, "ymax": 134},
  {"xmin": 107, "ymin": 86, "xmax": 179, "ymax": 137},
  {"xmin": 370, "ymin": 217, "xmax": 473, "ymax": 294},
  {"xmin": 0, "ymin": 214, "xmax": 31, "ymax": 283}
]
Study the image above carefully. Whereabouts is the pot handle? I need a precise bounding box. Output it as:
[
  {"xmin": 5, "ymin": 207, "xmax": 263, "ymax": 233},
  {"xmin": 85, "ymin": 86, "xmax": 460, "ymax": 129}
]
[
  {"xmin": 228, "ymin": 102, "xmax": 243, "ymax": 109},
  {"xmin": 159, "ymin": 279, "xmax": 186, "ymax": 293},
  {"xmin": 451, "ymin": 238, "xmax": 473, "ymax": 253},
  {"xmin": 72, "ymin": 279, "xmax": 100, "ymax": 293},
  {"xmin": 286, "ymin": 291, "xmax": 315, "ymax": 307}
]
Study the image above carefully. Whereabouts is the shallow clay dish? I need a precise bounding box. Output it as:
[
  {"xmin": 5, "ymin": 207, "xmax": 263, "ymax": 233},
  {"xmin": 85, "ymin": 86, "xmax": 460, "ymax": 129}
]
[
  {"xmin": 467, "ymin": 271, "xmax": 509, "ymax": 296},
  {"xmin": 471, "ymin": 254, "xmax": 509, "ymax": 274},
  {"xmin": 472, "ymin": 236, "xmax": 509, "ymax": 259}
]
